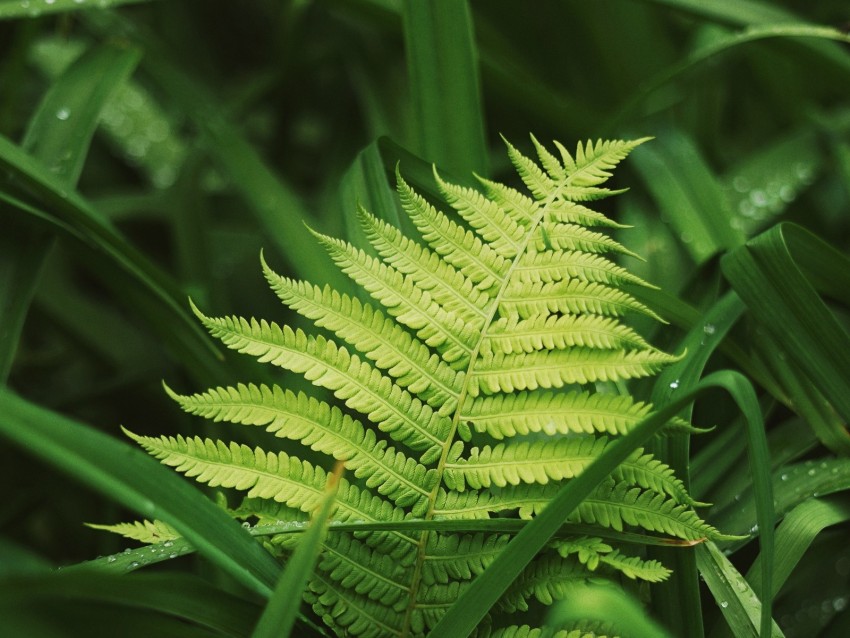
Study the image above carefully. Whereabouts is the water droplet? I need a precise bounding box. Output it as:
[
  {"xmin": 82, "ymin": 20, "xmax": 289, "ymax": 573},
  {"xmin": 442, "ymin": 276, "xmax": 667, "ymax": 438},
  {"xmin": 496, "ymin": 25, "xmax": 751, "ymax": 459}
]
[
  {"xmin": 669, "ymin": 380, "xmax": 680, "ymax": 390},
  {"xmin": 733, "ymin": 176, "xmax": 750, "ymax": 192},
  {"xmin": 703, "ymin": 324, "xmax": 716, "ymax": 336},
  {"xmin": 122, "ymin": 548, "xmax": 132, "ymax": 555},
  {"xmin": 128, "ymin": 561, "xmax": 140, "ymax": 570},
  {"xmin": 680, "ymin": 231, "xmax": 693, "ymax": 244},
  {"xmin": 163, "ymin": 540, "xmax": 174, "ymax": 548},
  {"xmin": 106, "ymin": 555, "xmax": 117, "ymax": 563},
  {"xmin": 56, "ymin": 107, "xmax": 70, "ymax": 121},
  {"xmin": 720, "ymin": 600, "xmax": 729, "ymax": 608},
  {"xmin": 779, "ymin": 185, "xmax": 795, "ymax": 202},
  {"xmin": 45, "ymin": 0, "xmax": 55, "ymax": 4},
  {"xmin": 750, "ymin": 190, "xmax": 768, "ymax": 207},
  {"xmin": 834, "ymin": 597, "xmax": 848, "ymax": 612},
  {"xmin": 807, "ymin": 468, "xmax": 816, "ymax": 476},
  {"xmin": 169, "ymin": 553, "xmax": 178, "ymax": 559},
  {"xmin": 241, "ymin": 521, "xmax": 251, "ymax": 528}
]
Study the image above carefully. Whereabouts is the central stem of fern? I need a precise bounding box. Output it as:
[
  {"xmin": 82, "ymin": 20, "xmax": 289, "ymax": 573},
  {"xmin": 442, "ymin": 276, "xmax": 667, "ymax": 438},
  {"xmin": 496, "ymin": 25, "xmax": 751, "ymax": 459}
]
[{"xmin": 399, "ymin": 201, "xmax": 552, "ymax": 637}]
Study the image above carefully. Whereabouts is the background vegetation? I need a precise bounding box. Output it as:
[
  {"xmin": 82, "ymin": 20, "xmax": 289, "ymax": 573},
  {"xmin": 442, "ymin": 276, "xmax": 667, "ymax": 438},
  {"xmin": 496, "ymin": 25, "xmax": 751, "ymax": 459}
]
[{"xmin": 1, "ymin": 0, "xmax": 850, "ymax": 636}]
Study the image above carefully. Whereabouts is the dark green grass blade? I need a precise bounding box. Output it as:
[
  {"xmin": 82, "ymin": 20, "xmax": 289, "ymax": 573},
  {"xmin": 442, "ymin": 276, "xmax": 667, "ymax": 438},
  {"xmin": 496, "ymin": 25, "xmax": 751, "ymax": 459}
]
[
  {"xmin": 252, "ymin": 464, "xmax": 342, "ymax": 638},
  {"xmin": 697, "ymin": 541, "xmax": 784, "ymax": 638},
  {"xmin": 0, "ymin": 571, "xmax": 260, "ymax": 637},
  {"xmin": 0, "ymin": 390, "xmax": 280, "ymax": 597},
  {"xmin": 402, "ymin": 0, "xmax": 488, "ymax": 176},
  {"xmin": 428, "ymin": 370, "xmax": 764, "ymax": 637},
  {"xmin": 546, "ymin": 581, "xmax": 674, "ymax": 638},
  {"xmin": 647, "ymin": 291, "xmax": 745, "ymax": 637},
  {"xmin": 0, "ymin": 42, "xmax": 140, "ymax": 383},
  {"xmin": 722, "ymin": 223, "xmax": 850, "ymax": 446}
]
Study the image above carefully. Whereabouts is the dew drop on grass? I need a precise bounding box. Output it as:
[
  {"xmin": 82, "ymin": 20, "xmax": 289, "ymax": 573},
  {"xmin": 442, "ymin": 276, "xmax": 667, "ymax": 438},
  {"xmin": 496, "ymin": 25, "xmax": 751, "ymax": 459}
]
[
  {"xmin": 107, "ymin": 555, "xmax": 117, "ymax": 563},
  {"xmin": 703, "ymin": 324, "xmax": 716, "ymax": 336},
  {"xmin": 163, "ymin": 540, "xmax": 173, "ymax": 548},
  {"xmin": 808, "ymin": 468, "xmax": 816, "ymax": 476},
  {"xmin": 720, "ymin": 601, "xmax": 729, "ymax": 608},
  {"xmin": 128, "ymin": 561, "xmax": 140, "ymax": 570},
  {"xmin": 780, "ymin": 473, "xmax": 789, "ymax": 481},
  {"xmin": 669, "ymin": 380, "xmax": 679, "ymax": 390},
  {"xmin": 55, "ymin": 107, "xmax": 70, "ymax": 121}
]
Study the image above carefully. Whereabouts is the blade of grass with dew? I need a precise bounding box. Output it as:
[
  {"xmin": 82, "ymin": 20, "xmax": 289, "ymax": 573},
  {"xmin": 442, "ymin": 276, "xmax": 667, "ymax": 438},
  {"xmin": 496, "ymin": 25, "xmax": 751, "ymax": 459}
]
[
  {"xmin": 0, "ymin": 571, "xmax": 260, "ymax": 637},
  {"xmin": 722, "ymin": 222, "xmax": 850, "ymax": 445},
  {"xmin": 0, "ymin": 0, "xmax": 153, "ymax": 20},
  {"xmin": 80, "ymin": 10, "xmax": 346, "ymax": 291},
  {"xmin": 0, "ymin": 42, "xmax": 140, "ymax": 382},
  {"xmin": 0, "ymin": 133, "xmax": 228, "ymax": 383},
  {"xmin": 545, "ymin": 581, "xmax": 674, "ymax": 638},
  {"xmin": 401, "ymin": 0, "xmax": 488, "ymax": 177},
  {"xmin": 0, "ymin": 389, "xmax": 281, "ymax": 598},
  {"xmin": 647, "ymin": 291, "xmax": 745, "ymax": 637},
  {"xmin": 252, "ymin": 462, "xmax": 343, "ymax": 638},
  {"xmin": 427, "ymin": 370, "xmax": 763, "ymax": 637},
  {"xmin": 630, "ymin": 129, "xmax": 744, "ymax": 264},
  {"xmin": 696, "ymin": 541, "xmax": 784, "ymax": 638}
]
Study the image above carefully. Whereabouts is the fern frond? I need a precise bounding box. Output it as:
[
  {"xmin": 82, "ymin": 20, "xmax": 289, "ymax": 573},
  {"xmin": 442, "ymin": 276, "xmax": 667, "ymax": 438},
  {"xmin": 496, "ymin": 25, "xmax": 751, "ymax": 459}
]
[
  {"xmin": 166, "ymin": 383, "xmax": 436, "ymax": 514},
  {"xmin": 484, "ymin": 314, "xmax": 652, "ymax": 355},
  {"xmin": 86, "ymin": 519, "xmax": 179, "ymax": 544},
  {"xmin": 355, "ymin": 206, "xmax": 491, "ymax": 325},
  {"xmin": 433, "ymin": 168, "xmax": 525, "ymax": 259},
  {"xmin": 127, "ymin": 134, "xmax": 727, "ymax": 637},
  {"xmin": 486, "ymin": 626, "xmax": 612, "ymax": 638},
  {"xmin": 396, "ymin": 170, "xmax": 508, "ymax": 291},
  {"xmin": 500, "ymin": 279, "xmax": 662, "ymax": 322},
  {"xmin": 261, "ymin": 267, "xmax": 461, "ymax": 412},
  {"xmin": 192, "ymin": 309, "xmax": 449, "ymax": 460}
]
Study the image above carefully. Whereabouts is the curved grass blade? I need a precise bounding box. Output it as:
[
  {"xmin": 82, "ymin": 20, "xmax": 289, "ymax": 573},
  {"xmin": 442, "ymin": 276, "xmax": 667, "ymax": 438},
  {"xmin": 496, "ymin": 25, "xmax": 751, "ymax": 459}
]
[
  {"xmin": 0, "ymin": 571, "xmax": 260, "ymax": 637},
  {"xmin": 0, "ymin": 390, "xmax": 281, "ymax": 598},
  {"xmin": 696, "ymin": 541, "xmax": 784, "ymax": 638},
  {"xmin": 545, "ymin": 581, "xmax": 674, "ymax": 638},
  {"xmin": 428, "ymin": 370, "xmax": 765, "ymax": 637},
  {"xmin": 252, "ymin": 462, "xmax": 343, "ymax": 638},
  {"xmin": 0, "ymin": 42, "xmax": 140, "ymax": 382},
  {"xmin": 722, "ymin": 223, "xmax": 850, "ymax": 453}
]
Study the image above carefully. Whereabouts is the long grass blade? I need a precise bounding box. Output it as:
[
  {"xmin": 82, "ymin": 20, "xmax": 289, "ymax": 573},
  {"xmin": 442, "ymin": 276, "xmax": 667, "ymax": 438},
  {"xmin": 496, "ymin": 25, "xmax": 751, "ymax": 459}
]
[{"xmin": 0, "ymin": 390, "xmax": 281, "ymax": 597}]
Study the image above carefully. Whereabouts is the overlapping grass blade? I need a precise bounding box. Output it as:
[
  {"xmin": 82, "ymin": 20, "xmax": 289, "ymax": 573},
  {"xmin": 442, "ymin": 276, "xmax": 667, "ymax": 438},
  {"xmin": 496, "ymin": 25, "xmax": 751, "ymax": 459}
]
[
  {"xmin": 428, "ymin": 370, "xmax": 764, "ymax": 637},
  {"xmin": 0, "ymin": 390, "xmax": 281, "ymax": 598},
  {"xmin": 722, "ymin": 223, "xmax": 850, "ymax": 449}
]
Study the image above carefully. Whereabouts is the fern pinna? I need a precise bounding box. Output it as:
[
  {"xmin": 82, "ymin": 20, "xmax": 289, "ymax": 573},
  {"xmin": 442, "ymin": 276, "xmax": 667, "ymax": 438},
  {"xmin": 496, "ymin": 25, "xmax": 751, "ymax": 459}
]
[{"xmin": 113, "ymin": 137, "xmax": 726, "ymax": 637}]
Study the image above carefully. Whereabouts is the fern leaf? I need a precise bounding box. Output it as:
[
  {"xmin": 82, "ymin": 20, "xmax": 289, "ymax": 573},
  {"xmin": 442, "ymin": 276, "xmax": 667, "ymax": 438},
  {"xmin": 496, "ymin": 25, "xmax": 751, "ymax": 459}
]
[
  {"xmin": 86, "ymin": 519, "xmax": 179, "ymax": 544},
  {"xmin": 192, "ymin": 309, "xmax": 449, "ymax": 459},
  {"xmin": 433, "ymin": 168, "xmax": 525, "ymax": 259},
  {"xmin": 261, "ymin": 267, "xmax": 461, "ymax": 412},
  {"xmin": 473, "ymin": 176, "xmax": 537, "ymax": 226},
  {"xmin": 396, "ymin": 170, "xmax": 508, "ymax": 290},
  {"xmin": 531, "ymin": 222, "xmax": 640, "ymax": 259},
  {"xmin": 459, "ymin": 390, "xmax": 670, "ymax": 439},
  {"xmin": 469, "ymin": 348, "xmax": 680, "ymax": 394},
  {"xmin": 562, "ymin": 138, "xmax": 651, "ymax": 188},
  {"xmin": 355, "ymin": 206, "xmax": 491, "ymax": 325},
  {"xmin": 166, "ymin": 383, "xmax": 436, "ymax": 514},
  {"xmin": 553, "ymin": 537, "xmax": 671, "ymax": 582},
  {"xmin": 502, "ymin": 135, "xmax": 555, "ymax": 200},
  {"xmin": 514, "ymin": 249, "xmax": 654, "ymax": 288}
]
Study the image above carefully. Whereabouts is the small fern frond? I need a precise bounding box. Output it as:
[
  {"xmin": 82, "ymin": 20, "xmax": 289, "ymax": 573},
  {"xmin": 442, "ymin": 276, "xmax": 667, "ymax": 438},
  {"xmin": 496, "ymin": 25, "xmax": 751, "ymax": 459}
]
[{"xmin": 85, "ymin": 519, "xmax": 179, "ymax": 543}]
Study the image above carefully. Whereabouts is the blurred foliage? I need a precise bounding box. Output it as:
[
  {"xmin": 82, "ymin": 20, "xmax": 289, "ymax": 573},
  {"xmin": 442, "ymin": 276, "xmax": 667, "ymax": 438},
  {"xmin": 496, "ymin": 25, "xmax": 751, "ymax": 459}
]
[{"xmin": 1, "ymin": 1, "xmax": 850, "ymax": 636}]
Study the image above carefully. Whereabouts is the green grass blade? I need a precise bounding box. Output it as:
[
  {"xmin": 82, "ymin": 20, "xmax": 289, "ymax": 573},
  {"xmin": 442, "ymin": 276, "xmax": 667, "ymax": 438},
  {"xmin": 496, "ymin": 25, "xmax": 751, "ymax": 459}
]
[
  {"xmin": 0, "ymin": 571, "xmax": 260, "ymax": 636},
  {"xmin": 251, "ymin": 464, "xmax": 342, "ymax": 638},
  {"xmin": 696, "ymin": 541, "xmax": 784, "ymax": 638},
  {"xmin": 402, "ymin": 0, "xmax": 488, "ymax": 176},
  {"xmin": 746, "ymin": 496, "xmax": 850, "ymax": 600},
  {"xmin": 0, "ymin": 390, "xmax": 281, "ymax": 597},
  {"xmin": 428, "ymin": 370, "xmax": 764, "ymax": 637},
  {"xmin": 722, "ymin": 223, "xmax": 850, "ymax": 446},
  {"xmin": 545, "ymin": 581, "xmax": 674, "ymax": 638}
]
